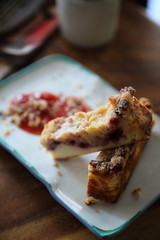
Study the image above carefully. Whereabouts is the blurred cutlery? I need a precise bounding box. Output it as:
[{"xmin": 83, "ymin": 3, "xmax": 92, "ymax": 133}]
[{"xmin": 0, "ymin": 15, "xmax": 59, "ymax": 57}]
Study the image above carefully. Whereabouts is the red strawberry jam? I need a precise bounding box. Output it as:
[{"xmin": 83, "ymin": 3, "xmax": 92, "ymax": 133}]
[{"xmin": 9, "ymin": 92, "xmax": 91, "ymax": 135}]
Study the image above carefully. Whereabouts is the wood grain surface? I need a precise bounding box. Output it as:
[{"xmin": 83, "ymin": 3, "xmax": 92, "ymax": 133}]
[{"xmin": 0, "ymin": 0, "xmax": 160, "ymax": 239}]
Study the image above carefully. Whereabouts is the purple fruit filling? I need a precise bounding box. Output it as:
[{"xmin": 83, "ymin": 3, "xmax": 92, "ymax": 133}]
[
  {"xmin": 115, "ymin": 107, "xmax": 121, "ymax": 116},
  {"xmin": 109, "ymin": 129, "xmax": 123, "ymax": 141},
  {"xmin": 68, "ymin": 139, "xmax": 89, "ymax": 148},
  {"xmin": 49, "ymin": 128, "xmax": 123, "ymax": 151},
  {"xmin": 49, "ymin": 141, "xmax": 60, "ymax": 150},
  {"xmin": 49, "ymin": 140, "xmax": 90, "ymax": 150},
  {"xmin": 79, "ymin": 142, "xmax": 89, "ymax": 148},
  {"xmin": 118, "ymin": 100, "xmax": 128, "ymax": 110}
]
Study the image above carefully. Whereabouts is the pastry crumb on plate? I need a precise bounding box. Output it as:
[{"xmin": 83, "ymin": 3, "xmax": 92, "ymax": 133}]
[{"xmin": 132, "ymin": 188, "xmax": 142, "ymax": 196}]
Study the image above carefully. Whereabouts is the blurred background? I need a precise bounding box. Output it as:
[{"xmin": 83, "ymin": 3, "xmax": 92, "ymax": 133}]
[
  {"xmin": 0, "ymin": 0, "xmax": 160, "ymax": 80},
  {"xmin": 134, "ymin": 0, "xmax": 160, "ymax": 24}
]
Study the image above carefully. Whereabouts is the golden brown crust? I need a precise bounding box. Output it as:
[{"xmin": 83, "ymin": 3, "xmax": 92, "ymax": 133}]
[
  {"xmin": 86, "ymin": 97, "xmax": 153, "ymax": 203},
  {"xmin": 87, "ymin": 142, "xmax": 146, "ymax": 203}
]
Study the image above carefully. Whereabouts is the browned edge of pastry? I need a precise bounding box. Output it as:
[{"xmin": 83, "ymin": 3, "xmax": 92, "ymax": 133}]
[{"xmin": 86, "ymin": 97, "xmax": 153, "ymax": 204}]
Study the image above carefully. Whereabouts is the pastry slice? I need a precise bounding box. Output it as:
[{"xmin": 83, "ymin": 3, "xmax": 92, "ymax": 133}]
[
  {"xmin": 40, "ymin": 87, "xmax": 152, "ymax": 159},
  {"xmin": 86, "ymin": 98, "xmax": 153, "ymax": 203},
  {"xmin": 86, "ymin": 142, "xmax": 146, "ymax": 203}
]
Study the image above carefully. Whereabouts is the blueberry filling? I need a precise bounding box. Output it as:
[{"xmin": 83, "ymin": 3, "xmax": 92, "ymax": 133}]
[
  {"xmin": 118, "ymin": 100, "xmax": 128, "ymax": 110},
  {"xmin": 115, "ymin": 107, "xmax": 121, "ymax": 116},
  {"xmin": 49, "ymin": 139, "xmax": 89, "ymax": 150},
  {"xmin": 68, "ymin": 140, "xmax": 89, "ymax": 148},
  {"xmin": 79, "ymin": 142, "xmax": 89, "ymax": 148},
  {"xmin": 49, "ymin": 141, "xmax": 60, "ymax": 150},
  {"xmin": 109, "ymin": 129, "xmax": 123, "ymax": 141},
  {"xmin": 49, "ymin": 129, "xmax": 123, "ymax": 151},
  {"xmin": 69, "ymin": 140, "xmax": 75, "ymax": 145}
]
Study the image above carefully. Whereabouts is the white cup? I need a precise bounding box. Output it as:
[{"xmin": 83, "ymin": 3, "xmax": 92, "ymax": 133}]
[{"xmin": 56, "ymin": 0, "xmax": 121, "ymax": 48}]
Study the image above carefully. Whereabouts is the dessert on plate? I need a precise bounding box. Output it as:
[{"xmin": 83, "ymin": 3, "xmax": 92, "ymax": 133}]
[
  {"xmin": 40, "ymin": 87, "xmax": 152, "ymax": 160},
  {"xmin": 86, "ymin": 97, "xmax": 153, "ymax": 203}
]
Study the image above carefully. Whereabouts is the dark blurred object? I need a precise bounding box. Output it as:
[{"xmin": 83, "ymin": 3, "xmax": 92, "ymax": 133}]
[
  {"xmin": 0, "ymin": 0, "xmax": 48, "ymax": 36},
  {"xmin": 132, "ymin": 0, "xmax": 147, "ymax": 7},
  {"xmin": 0, "ymin": 15, "xmax": 58, "ymax": 57},
  {"xmin": 0, "ymin": 13, "xmax": 58, "ymax": 80},
  {"xmin": 0, "ymin": 2, "xmax": 59, "ymax": 81}
]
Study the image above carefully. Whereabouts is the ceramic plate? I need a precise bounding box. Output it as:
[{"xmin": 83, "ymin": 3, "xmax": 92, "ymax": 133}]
[{"xmin": 0, "ymin": 55, "xmax": 160, "ymax": 239}]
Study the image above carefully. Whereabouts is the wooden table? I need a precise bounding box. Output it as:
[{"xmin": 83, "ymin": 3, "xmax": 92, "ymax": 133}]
[{"xmin": 0, "ymin": 0, "xmax": 160, "ymax": 239}]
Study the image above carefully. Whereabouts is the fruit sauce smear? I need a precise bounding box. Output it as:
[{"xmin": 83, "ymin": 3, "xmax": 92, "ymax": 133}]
[{"xmin": 7, "ymin": 92, "xmax": 91, "ymax": 135}]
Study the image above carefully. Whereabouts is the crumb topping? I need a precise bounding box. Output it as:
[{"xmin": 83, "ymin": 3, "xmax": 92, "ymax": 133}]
[
  {"xmin": 132, "ymin": 188, "xmax": 142, "ymax": 195},
  {"xmin": 3, "ymin": 129, "xmax": 14, "ymax": 137},
  {"xmin": 84, "ymin": 197, "xmax": 95, "ymax": 205},
  {"xmin": 56, "ymin": 171, "xmax": 62, "ymax": 176},
  {"xmin": 89, "ymin": 145, "xmax": 133, "ymax": 175},
  {"xmin": 53, "ymin": 161, "xmax": 59, "ymax": 167}
]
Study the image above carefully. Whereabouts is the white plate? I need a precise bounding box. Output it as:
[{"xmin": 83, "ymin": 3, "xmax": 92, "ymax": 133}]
[{"xmin": 0, "ymin": 55, "xmax": 160, "ymax": 239}]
